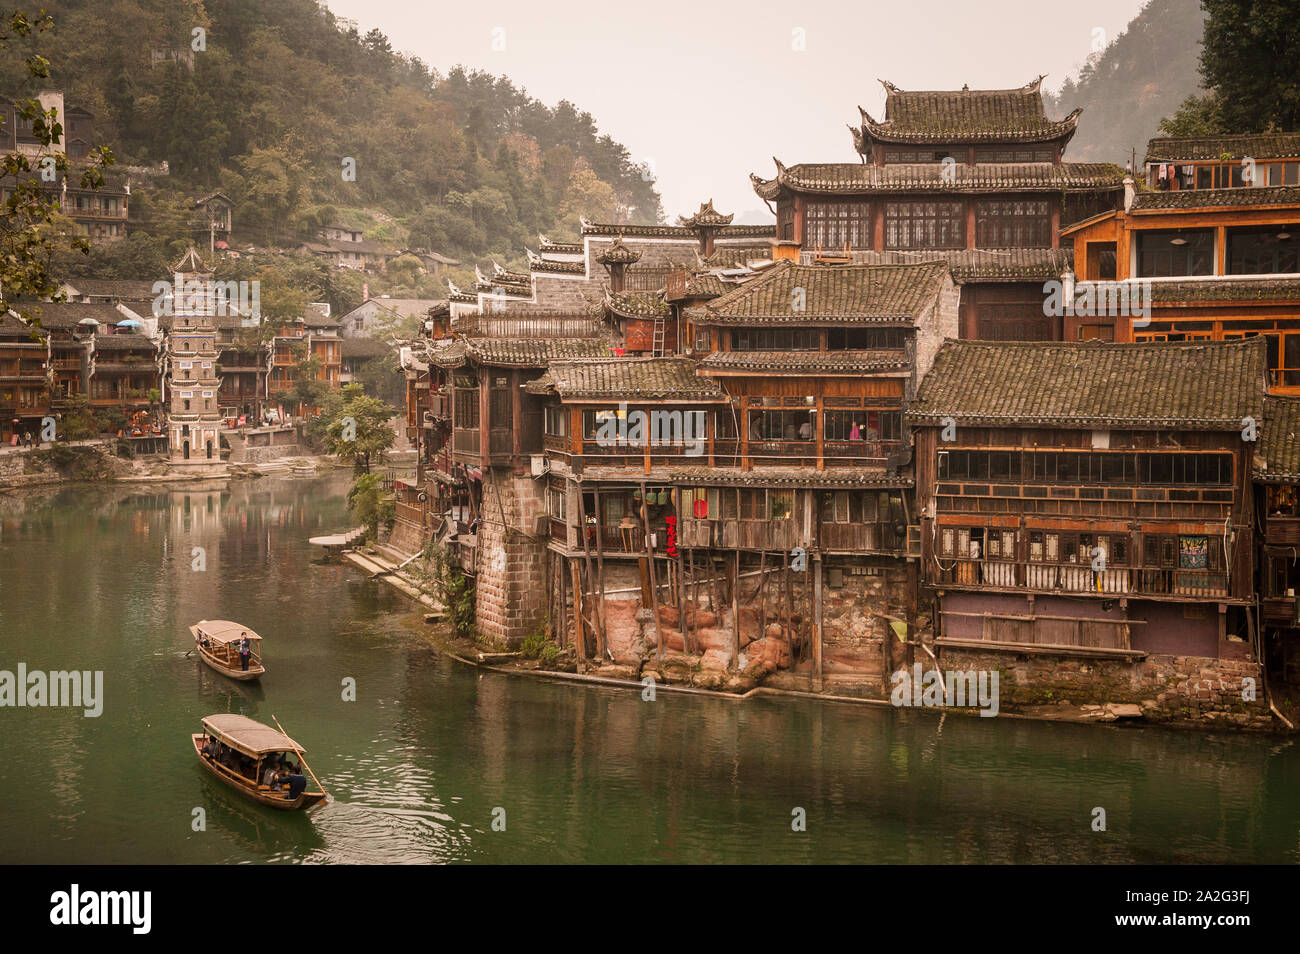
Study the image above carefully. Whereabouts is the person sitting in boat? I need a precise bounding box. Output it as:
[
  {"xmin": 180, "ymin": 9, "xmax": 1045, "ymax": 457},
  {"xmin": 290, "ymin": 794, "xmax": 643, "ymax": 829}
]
[
  {"xmin": 238, "ymin": 634, "xmax": 251, "ymax": 671},
  {"xmin": 203, "ymin": 736, "xmax": 220, "ymax": 760},
  {"xmin": 279, "ymin": 769, "xmax": 308, "ymax": 801},
  {"xmin": 261, "ymin": 756, "xmax": 282, "ymax": 790}
]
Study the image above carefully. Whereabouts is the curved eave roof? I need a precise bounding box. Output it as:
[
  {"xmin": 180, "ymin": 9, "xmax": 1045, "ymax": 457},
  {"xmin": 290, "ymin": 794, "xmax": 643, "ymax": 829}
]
[
  {"xmin": 751, "ymin": 161, "xmax": 1125, "ymax": 200},
  {"xmin": 859, "ymin": 111, "xmax": 1080, "ymax": 146}
]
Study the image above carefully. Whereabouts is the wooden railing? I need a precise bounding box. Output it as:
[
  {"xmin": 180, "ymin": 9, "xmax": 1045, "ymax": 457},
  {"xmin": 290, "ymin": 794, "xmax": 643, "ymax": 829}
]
[
  {"xmin": 937, "ymin": 559, "xmax": 1228, "ymax": 598},
  {"xmin": 942, "ymin": 610, "xmax": 1134, "ymax": 651},
  {"xmin": 453, "ymin": 314, "xmax": 602, "ymax": 338},
  {"xmin": 395, "ymin": 500, "xmax": 424, "ymax": 526}
]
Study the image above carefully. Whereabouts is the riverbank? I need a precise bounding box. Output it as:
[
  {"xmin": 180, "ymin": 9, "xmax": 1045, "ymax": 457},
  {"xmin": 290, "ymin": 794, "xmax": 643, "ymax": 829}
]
[
  {"xmin": 0, "ymin": 441, "xmax": 351, "ymax": 491},
  {"xmin": 345, "ymin": 543, "xmax": 1289, "ymax": 735}
]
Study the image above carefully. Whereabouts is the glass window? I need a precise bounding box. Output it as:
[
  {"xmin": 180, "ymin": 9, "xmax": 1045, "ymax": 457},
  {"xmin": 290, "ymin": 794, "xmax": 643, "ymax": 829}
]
[
  {"xmin": 975, "ymin": 200, "xmax": 1050, "ymax": 248},
  {"xmin": 543, "ymin": 404, "xmax": 567, "ymax": 437},
  {"xmin": 1227, "ymin": 225, "xmax": 1299, "ymax": 274},
  {"xmin": 1136, "ymin": 229, "xmax": 1215, "ymax": 277},
  {"xmin": 885, "ymin": 200, "xmax": 964, "ymax": 249},
  {"xmin": 804, "ymin": 201, "xmax": 871, "ymax": 250}
]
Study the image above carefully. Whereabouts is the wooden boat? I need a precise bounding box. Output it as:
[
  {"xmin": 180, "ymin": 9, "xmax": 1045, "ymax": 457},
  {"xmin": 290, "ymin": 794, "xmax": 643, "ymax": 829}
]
[
  {"xmin": 192, "ymin": 714, "xmax": 327, "ymax": 810},
  {"xmin": 190, "ymin": 620, "xmax": 265, "ymax": 681}
]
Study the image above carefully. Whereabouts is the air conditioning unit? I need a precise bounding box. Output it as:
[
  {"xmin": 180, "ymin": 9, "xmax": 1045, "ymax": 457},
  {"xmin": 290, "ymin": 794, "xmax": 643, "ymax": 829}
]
[{"xmin": 530, "ymin": 454, "xmax": 548, "ymax": 478}]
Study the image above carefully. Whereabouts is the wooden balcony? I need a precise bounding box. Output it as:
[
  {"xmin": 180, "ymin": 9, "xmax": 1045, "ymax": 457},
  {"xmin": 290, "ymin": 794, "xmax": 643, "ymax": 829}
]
[
  {"xmin": 1266, "ymin": 516, "xmax": 1300, "ymax": 546},
  {"xmin": 395, "ymin": 500, "xmax": 425, "ymax": 526},
  {"xmin": 679, "ymin": 517, "xmax": 810, "ymax": 551},
  {"xmin": 936, "ymin": 558, "xmax": 1229, "ymax": 599}
]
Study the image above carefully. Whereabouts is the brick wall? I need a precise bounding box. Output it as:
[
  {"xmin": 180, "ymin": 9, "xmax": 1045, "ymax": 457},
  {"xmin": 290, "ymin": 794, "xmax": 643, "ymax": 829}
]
[
  {"xmin": 936, "ymin": 646, "xmax": 1272, "ymax": 728},
  {"xmin": 475, "ymin": 468, "xmax": 548, "ymax": 645}
]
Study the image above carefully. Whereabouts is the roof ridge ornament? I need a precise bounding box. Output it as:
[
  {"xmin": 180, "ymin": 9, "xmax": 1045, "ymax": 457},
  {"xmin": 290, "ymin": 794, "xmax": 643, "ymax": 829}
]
[{"xmin": 879, "ymin": 79, "xmax": 899, "ymax": 95}]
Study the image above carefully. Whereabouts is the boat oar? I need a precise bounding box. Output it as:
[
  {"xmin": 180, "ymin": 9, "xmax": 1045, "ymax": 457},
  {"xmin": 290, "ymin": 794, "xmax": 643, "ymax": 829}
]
[{"xmin": 271, "ymin": 714, "xmax": 328, "ymax": 799}]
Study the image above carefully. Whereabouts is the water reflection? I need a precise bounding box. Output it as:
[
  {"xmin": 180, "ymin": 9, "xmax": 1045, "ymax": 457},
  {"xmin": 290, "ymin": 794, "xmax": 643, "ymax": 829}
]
[{"xmin": 0, "ymin": 474, "xmax": 1295, "ymax": 864}]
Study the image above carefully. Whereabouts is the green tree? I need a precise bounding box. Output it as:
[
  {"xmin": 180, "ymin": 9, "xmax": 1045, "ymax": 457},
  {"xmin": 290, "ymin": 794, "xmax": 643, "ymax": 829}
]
[
  {"xmin": 1199, "ymin": 0, "xmax": 1300, "ymax": 132},
  {"xmin": 0, "ymin": 9, "xmax": 114, "ymax": 325},
  {"xmin": 1158, "ymin": 93, "xmax": 1226, "ymax": 137},
  {"xmin": 346, "ymin": 472, "xmax": 394, "ymax": 541},
  {"xmin": 323, "ymin": 383, "xmax": 395, "ymax": 473},
  {"xmin": 288, "ymin": 342, "xmax": 326, "ymax": 413}
]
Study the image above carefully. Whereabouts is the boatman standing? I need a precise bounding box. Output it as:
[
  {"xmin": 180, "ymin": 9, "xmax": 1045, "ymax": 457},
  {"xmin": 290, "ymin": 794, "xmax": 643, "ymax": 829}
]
[{"xmin": 238, "ymin": 633, "xmax": 251, "ymax": 671}]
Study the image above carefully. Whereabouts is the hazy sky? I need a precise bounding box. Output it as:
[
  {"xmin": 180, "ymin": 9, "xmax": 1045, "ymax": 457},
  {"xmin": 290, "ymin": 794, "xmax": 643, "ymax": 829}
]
[{"xmin": 324, "ymin": 0, "xmax": 1150, "ymax": 225}]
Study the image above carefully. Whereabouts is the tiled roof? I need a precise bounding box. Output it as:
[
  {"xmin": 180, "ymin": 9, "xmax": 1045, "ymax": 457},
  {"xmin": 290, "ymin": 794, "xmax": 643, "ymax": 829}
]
[
  {"xmin": 1259, "ymin": 396, "xmax": 1300, "ymax": 482},
  {"xmin": 1146, "ymin": 277, "xmax": 1300, "ymax": 304},
  {"xmin": 607, "ymin": 291, "xmax": 671, "ymax": 319},
  {"xmin": 751, "ymin": 160, "xmax": 1125, "ymax": 199},
  {"xmin": 23, "ymin": 301, "xmax": 123, "ymax": 329},
  {"xmin": 842, "ymin": 248, "xmax": 1073, "ymax": 283},
  {"xmin": 677, "ymin": 200, "xmax": 734, "ymax": 228},
  {"xmin": 595, "ymin": 237, "xmax": 642, "ymax": 266},
  {"xmin": 1145, "ymin": 133, "xmax": 1300, "ymax": 163},
  {"xmin": 530, "ymin": 258, "xmax": 586, "ymax": 274},
  {"xmin": 701, "ymin": 260, "xmax": 948, "ymax": 325},
  {"xmin": 701, "ymin": 245, "xmax": 772, "ymax": 269},
  {"xmin": 0, "ymin": 313, "xmax": 44, "ymax": 339},
  {"xmin": 672, "ymin": 466, "xmax": 912, "ymax": 489},
  {"xmin": 908, "ymin": 338, "xmax": 1267, "ymax": 430},
  {"xmin": 64, "ymin": 278, "xmax": 160, "ymax": 299},
  {"xmin": 343, "ymin": 298, "xmax": 445, "ymax": 321},
  {"xmin": 492, "ymin": 262, "xmax": 531, "ymax": 284},
  {"xmin": 859, "ymin": 78, "xmax": 1080, "ymax": 146},
  {"xmin": 539, "ymin": 235, "xmax": 583, "ymax": 254},
  {"xmin": 581, "ymin": 220, "xmax": 776, "ymax": 239},
  {"xmin": 682, "ymin": 274, "xmax": 728, "ymax": 299},
  {"xmin": 1131, "ymin": 185, "xmax": 1300, "ymax": 211},
  {"xmin": 432, "ymin": 336, "xmax": 611, "ymax": 369},
  {"xmin": 698, "ymin": 350, "xmax": 909, "ymax": 374},
  {"xmin": 92, "ymin": 333, "xmax": 157, "ymax": 351},
  {"xmin": 341, "ymin": 337, "xmax": 392, "ymax": 359},
  {"xmin": 527, "ymin": 356, "xmax": 724, "ymax": 401}
]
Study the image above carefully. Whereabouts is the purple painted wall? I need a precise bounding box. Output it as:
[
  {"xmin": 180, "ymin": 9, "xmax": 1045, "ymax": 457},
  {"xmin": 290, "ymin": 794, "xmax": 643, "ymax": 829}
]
[
  {"xmin": 940, "ymin": 592, "xmax": 1219, "ymax": 657},
  {"xmin": 1129, "ymin": 601, "xmax": 1218, "ymax": 656}
]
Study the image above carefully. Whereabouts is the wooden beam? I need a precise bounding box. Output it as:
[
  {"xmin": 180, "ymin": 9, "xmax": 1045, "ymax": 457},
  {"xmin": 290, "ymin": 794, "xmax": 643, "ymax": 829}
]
[
  {"xmin": 570, "ymin": 560, "xmax": 586, "ymax": 664},
  {"xmin": 674, "ymin": 489, "xmax": 691, "ymax": 654},
  {"xmin": 730, "ymin": 550, "xmax": 741, "ymax": 670},
  {"xmin": 576, "ymin": 489, "xmax": 607, "ymax": 660},
  {"xmin": 592, "ymin": 493, "xmax": 610, "ymax": 660},
  {"xmin": 640, "ymin": 481, "xmax": 663, "ymax": 658},
  {"xmin": 813, "ymin": 552, "xmax": 824, "ymax": 682}
]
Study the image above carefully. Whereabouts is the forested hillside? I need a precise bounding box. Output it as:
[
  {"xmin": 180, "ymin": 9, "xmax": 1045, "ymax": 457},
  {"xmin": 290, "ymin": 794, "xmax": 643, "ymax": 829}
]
[
  {"xmin": 0, "ymin": 0, "xmax": 662, "ymax": 286},
  {"xmin": 1045, "ymin": 0, "xmax": 1207, "ymax": 165}
]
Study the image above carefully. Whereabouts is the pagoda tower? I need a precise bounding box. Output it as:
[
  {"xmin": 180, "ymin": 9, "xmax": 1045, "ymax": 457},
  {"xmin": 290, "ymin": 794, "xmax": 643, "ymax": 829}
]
[{"xmin": 167, "ymin": 247, "xmax": 224, "ymax": 468}]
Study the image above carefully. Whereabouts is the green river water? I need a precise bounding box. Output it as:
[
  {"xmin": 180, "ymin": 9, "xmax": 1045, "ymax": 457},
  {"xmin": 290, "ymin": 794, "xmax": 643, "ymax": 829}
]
[{"xmin": 0, "ymin": 473, "xmax": 1296, "ymax": 864}]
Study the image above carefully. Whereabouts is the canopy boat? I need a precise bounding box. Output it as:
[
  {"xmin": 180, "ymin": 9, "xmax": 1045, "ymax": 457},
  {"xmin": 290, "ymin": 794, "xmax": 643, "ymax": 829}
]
[
  {"xmin": 190, "ymin": 620, "xmax": 265, "ymax": 681},
  {"xmin": 192, "ymin": 714, "xmax": 327, "ymax": 810}
]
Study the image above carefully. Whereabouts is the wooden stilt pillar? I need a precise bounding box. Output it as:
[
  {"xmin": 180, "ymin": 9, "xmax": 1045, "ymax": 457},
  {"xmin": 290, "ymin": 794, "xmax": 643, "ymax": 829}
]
[
  {"xmin": 813, "ymin": 552, "xmax": 824, "ymax": 684},
  {"xmin": 591, "ymin": 497, "xmax": 609, "ymax": 660},
  {"xmin": 730, "ymin": 550, "xmax": 741, "ymax": 670},
  {"xmin": 640, "ymin": 481, "xmax": 663, "ymax": 658},
  {"xmin": 570, "ymin": 560, "xmax": 587, "ymax": 663},
  {"xmin": 576, "ymin": 491, "xmax": 606, "ymax": 661}
]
